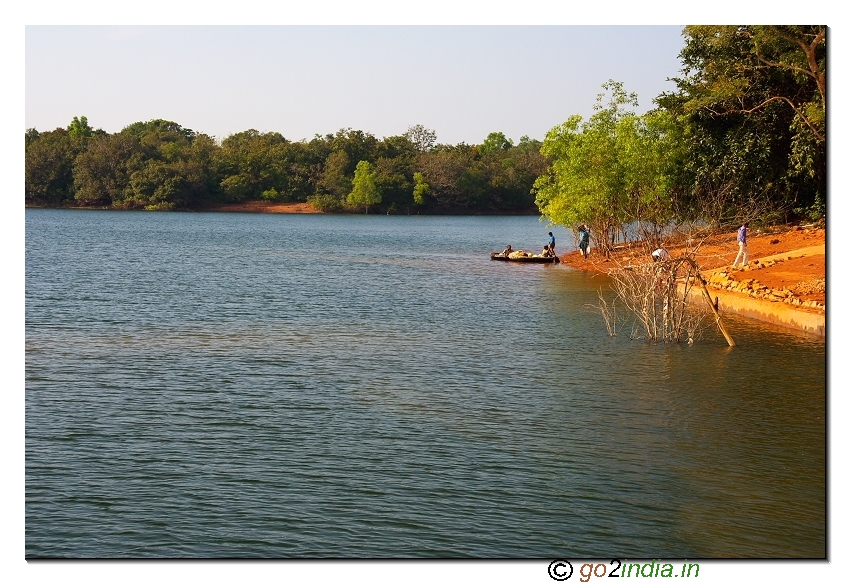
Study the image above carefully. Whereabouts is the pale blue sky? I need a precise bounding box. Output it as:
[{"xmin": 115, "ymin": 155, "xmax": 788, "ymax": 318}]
[{"xmin": 26, "ymin": 26, "xmax": 686, "ymax": 144}]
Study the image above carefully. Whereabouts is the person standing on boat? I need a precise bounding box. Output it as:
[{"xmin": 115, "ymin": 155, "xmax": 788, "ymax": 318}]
[
  {"xmin": 732, "ymin": 221, "xmax": 749, "ymax": 268},
  {"xmin": 578, "ymin": 224, "xmax": 590, "ymax": 259},
  {"xmin": 548, "ymin": 232, "xmax": 555, "ymax": 254}
]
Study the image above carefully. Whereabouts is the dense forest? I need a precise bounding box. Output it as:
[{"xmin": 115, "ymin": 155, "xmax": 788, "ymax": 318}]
[
  {"xmin": 25, "ymin": 119, "xmax": 547, "ymax": 214},
  {"xmin": 27, "ymin": 26, "xmax": 825, "ymax": 231}
]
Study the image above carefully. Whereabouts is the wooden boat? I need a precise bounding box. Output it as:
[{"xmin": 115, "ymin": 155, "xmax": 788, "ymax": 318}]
[{"xmin": 491, "ymin": 252, "xmax": 559, "ymax": 263}]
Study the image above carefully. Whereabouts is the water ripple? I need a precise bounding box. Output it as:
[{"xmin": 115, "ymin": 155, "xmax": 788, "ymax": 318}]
[{"xmin": 26, "ymin": 210, "xmax": 825, "ymax": 558}]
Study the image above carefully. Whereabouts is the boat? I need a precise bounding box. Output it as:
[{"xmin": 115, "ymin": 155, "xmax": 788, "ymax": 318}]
[{"xmin": 490, "ymin": 252, "xmax": 560, "ymax": 263}]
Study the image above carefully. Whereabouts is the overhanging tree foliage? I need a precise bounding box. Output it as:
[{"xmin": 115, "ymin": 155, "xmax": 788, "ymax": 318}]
[
  {"xmin": 656, "ymin": 25, "xmax": 826, "ymax": 221},
  {"xmin": 534, "ymin": 81, "xmax": 679, "ymax": 254}
]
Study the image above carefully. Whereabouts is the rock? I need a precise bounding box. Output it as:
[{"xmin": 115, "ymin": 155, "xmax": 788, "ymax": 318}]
[{"xmin": 770, "ymin": 239, "xmax": 781, "ymax": 244}]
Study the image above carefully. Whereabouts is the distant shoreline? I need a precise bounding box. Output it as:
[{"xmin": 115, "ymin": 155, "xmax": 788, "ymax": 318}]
[
  {"xmin": 25, "ymin": 201, "xmax": 540, "ymax": 216},
  {"xmin": 204, "ymin": 201, "xmax": 321, "ymax": 214}
]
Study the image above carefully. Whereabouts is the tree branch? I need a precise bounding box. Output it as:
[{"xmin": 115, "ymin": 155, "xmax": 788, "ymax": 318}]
[
  {"xmin": 737, "ymin": 96, "xmax": 824, "ymax": 142},
  {"xmin": 706, "ymin": 95, "xmax": 824, "ymax": 142},
  {"xmin": 752, "ymin": 26, "xmax": 826, "ymax": 109}
]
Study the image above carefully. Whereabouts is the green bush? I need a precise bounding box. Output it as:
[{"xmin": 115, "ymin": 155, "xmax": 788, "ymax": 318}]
[
  {"xmin": 306, "ymin": 193, "xmax": 343, "ymax": 212},
  {"xmin": 261, "ymin": 187, "xmax": 280, "ymax": 201},
  {"xmin": 794, "ymin": 192, "xmax": 825, "ymax": 221}
]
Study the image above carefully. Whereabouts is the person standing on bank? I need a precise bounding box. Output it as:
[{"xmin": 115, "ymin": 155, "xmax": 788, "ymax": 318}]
[
  {"xmin": 578, "ymin": 224, "xmax": 590, "ymax": 259},
  {"xmin": 732, "ymin": 221, "xmax": 749, "ymax": 268},
  {"xmin": 651, "ymin": 248, "xmax": 670, "ymax": 262}
]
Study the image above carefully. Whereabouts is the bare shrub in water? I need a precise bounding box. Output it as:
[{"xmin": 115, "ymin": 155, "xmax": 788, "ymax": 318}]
[
  {"xmin": 608, "ymin": 258, "xmax": 705, "ymax": 342},
  {"xmin": 600, "ymin": 252, "xmax": 736, "ymax": 344},
  {"xmin": 588, "ymin": 289, "xmax": 617, "ymax": 337}
]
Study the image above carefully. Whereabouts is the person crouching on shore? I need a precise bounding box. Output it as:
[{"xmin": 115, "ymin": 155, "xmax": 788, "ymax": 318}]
[{"xmin": 652, "ymin": 248, "xmax": 670, "ymax": 262}]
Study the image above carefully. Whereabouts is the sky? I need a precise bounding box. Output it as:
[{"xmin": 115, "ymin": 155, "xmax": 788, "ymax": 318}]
[{"xmin": 26, "ymin": 25, "xmax": 686, "ymax": 145}]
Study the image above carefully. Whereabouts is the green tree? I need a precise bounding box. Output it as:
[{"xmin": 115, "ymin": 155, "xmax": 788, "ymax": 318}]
[
  {"xmin": 216, "ymin": 129, "xmax": 289, "ymax": 202},
  {"xmin": 616, "ymin": 109, "xmax": 680, "ymax": 247},
  {"xmin": 124, "ymin": 161, "xmax": 182, "ymax": 210},
  {"xmin": 675, "ymin": 26, "xmax": 824, "ymax": 143},
  {"xmin": 348, "ymin": 160, "xmax": 381, "ymax": 213},
  {"xmin": 479, "ymin": 131, "xmax": 513, "ymax": 155},
  {"xmin": 25, "ymin": 128, "xmax": 40, "ymax": 148},
  {"xmin": 373, "ymin": 156, "xmax": 413, "ymax": 214},
  {"xmin": 534, "ymin": 81, "xmax": 642, "ymax": 253},
  {"xmin": 476, "ymin": 133, "xmax": 545, "ymax": 212},
  {"xmin": 315, "ymin": 149, "xmax": 352, "ymax": 209},
  {"xmin": 25, "ymin": 129, "xmax": 77, "ymax": 205},
  {"xmin": 67, "ymin": 115, "xmax": 93, "ymax": 140},
  {"xmin": 73, "ymin": 133, "xmax": 140, "ymax": 206},
  {"xmin": 117, "ymin": 120, "xmax": 216, "ymax": 209},
  {"xmin": 416, "ymin": 144, "xmax": 487, "ymax": 211},
  {"xmin": 657, "ymin": 25, "xmax": 826, "ymax": 219},
  {"xmin": 412, "ymin": 172, "xmax": 429, "ymax": 205}
]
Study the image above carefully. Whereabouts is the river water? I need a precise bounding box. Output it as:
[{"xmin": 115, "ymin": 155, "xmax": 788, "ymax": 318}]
[{"xmin": 25, "ymin": 209, "xmax": 825, "ymax": 558}]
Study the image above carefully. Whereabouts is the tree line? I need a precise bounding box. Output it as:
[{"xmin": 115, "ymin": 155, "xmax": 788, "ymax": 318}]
[
  {"xmin": 27, "ymin": 26, "xmax": 825, "ymax": 233},
  {"xmin": 25, "ymin": 118, "xmax": 547, "ymax": 214}
]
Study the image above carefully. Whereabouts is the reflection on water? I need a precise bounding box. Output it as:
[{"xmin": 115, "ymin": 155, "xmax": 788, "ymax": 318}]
[{"xmin": 26, "ymin": 210, "xmax": 824, "ymax": 557}]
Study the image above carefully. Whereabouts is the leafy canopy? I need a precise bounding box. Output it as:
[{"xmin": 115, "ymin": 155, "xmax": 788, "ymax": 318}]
[
  {"xmin": 347, "ymin": 160, "xmax": 381, "ymax": 213},
  {"xmin": 534, "ymin": 80, "xmax": 677, "ymax": 251}
]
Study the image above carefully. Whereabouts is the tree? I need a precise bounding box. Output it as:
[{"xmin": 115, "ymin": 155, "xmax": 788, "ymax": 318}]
[
  {"xmin": 372, "ymin": 156, "xmax": 413, "ymax": 214},
  {"xmin": 534, "ymin": 81, "xmax": 642, "ymax": 254},
  {"xmin": 25, "ymin": 117, "xmax": 552, "ymax": 214},
  {"xmin": 477, "ymin": 134, "xmax": 546, "ymax": 212},
  {"xmin": 318, "ymin": 150, "xmax": 352, "ymax": 198},
  {"xmin": 73, "ymin": 133, "xmax": 140, "ymax": 205},
  {"xmin": 67, "ymin": 115, "xmax": 93, "ymax": 140},
  {"xmin": 404, "ymin": 124, "xmax": 437, "ymax": 152},
  {"xmin": 25, "ymin": 128, "xmax": 40, "ymax": 148},
  {"xmin": 416, "ymin": 144, "xmax": 485, "ymax": 211},
  {"xmin": 616, "ymin": 109, "xmax": 681, "ymax": 247},
  {"xmin": 25, "ymin": 129, "xmax": 77, "ymax": 204},
  {"xmin": 113, "ymin": 120, "xmax": 217, "ymax": 209},
  {"xmin": 216, "ymin": 129, "xmax": 289, "ymax": 202},
  {"xmin": 657, "ymin": 25, "xmax": 826, "ymax": 219},
  {"xmin": 478, "ymin": 131, "xmax": 513, "ymax": 154},
  {"xmin": 124, "ymin": 161, "xmax": 183, "ymax": 210},
  {"xmin": 412, "ymin": 172, "xmax": 429, "ymax": 205},
  {"xmin": 347, "ymin": 160, "xmax": 381, "ymax": 213},
  {"xmin": 326, "ymin": 128, "xmax": 379, "ymax": 169},
  {"xmin": 675, "ymin": 26, "xmax": 824, "ymax": 143}
]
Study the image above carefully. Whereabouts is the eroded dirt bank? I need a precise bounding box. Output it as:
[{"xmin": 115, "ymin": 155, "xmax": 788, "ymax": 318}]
[{"xmin": 557, "ymin": 224, "xmax": 825, "ymax": 335}]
